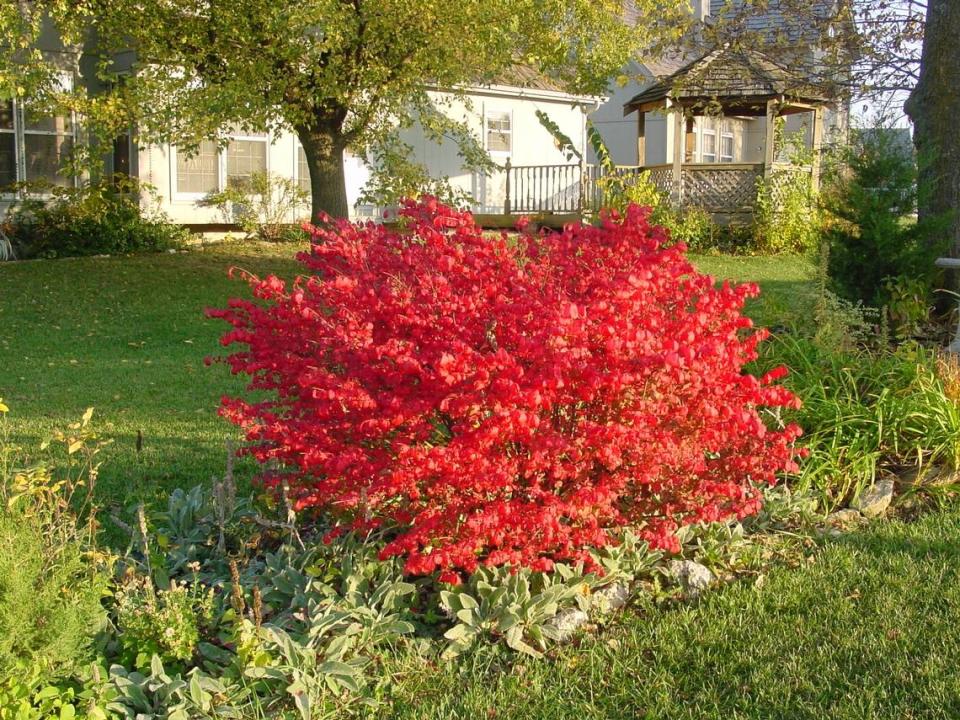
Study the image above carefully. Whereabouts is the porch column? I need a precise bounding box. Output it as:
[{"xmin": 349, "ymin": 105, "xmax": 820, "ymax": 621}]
[
  {"xmin": 637, "ymin": 112, "xmax": 646, "ymax": 167},
  {"xmin": 810, "ymin": 106, "xmax": 825, "ymax": 192},
  {"xmin": 763, "ymin": 99, "xmax": 778, "ymax": 177},
  {"xmin": 672, "ymin": 107, "xmax": 684, "ymax": 205}
]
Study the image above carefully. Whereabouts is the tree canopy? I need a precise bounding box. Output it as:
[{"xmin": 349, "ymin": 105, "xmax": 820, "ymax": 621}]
[{"xmin": 1, "ymin": 0, "xmax": 686, "ymax": 218}]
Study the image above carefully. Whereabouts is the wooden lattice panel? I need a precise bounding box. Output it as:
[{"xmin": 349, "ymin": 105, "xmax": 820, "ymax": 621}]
[
  {"xmin": 647, "ymin": 167, "xmax": 674, "ymax": 197},
  {"xmin": 767, "ymin": 167, "xmax": 812, "ymax": 208},
  {"xmin": 681, "ymin": 167, "xmax": 760, "ymax": 211}
]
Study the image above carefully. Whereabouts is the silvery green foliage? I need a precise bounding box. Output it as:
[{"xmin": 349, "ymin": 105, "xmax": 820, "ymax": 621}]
[
  {"xmin": 108, "ymin": 656, "xmax": 243, "ymax": 719},
  {"xmin": 588, "ymin": 530, "xmax": 662, "ymax": 584},
  {"xmin": 439, "ymin": 565, "xmax": 598, "ymax": 659},
  {"xmin": 147, "ymin": 483, "xmax": 258, "ymax": 581},
  {"xmin": 236, "ymin": 538, "xmax": 417, "ymax": 719}
]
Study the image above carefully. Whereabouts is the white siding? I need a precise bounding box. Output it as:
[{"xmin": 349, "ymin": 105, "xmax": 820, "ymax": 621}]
[{"xmin": 138, "ymin": 87, "xmax": 590, "ymax": 222}]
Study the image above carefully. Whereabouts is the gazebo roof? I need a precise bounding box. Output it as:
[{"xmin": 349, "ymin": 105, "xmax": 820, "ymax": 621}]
[{"xmin": 625, "ymin": 46, "xmax": 832, "ymax": 116}]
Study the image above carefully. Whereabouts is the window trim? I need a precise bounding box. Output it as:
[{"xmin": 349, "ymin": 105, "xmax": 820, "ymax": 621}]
[
  {"xmin": 720, "ymin": 130, "xmax": 735, "ymax": 163},
  {"xmin": 700, "ymin": 127, "xmax": 717, "ymax": 163},
  {"xmin": 484, "ymin": 108, "xmax": 513, "ymax": 157},
  {"xmin": 171, "ymin": 131, "xmax": 271, "ymax": 202},
  {"xmin": 1, "ymin": 78, "xmax": 78, "ymax": 197}
]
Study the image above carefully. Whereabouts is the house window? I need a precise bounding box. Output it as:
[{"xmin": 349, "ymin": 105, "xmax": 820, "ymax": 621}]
[
  {"xmin": 112, "ymin": 131, "xmax": 132, "ymax": 182},
  {"xmin": 720, "ymin": 132, "xmax": 735, "ymax": 163},
  {"xmin": 701, "ymin": 128, "xmax": 717, "ymax": 163},
  {"xmin": 226, "ymin": 134, "xmax": 267, "ymax": 187},
  {"xmin": 0, "ymin": 88, "xmax": 77, "ymax": 192},
  {"xmin": 296, "ymin": 145, "xmax": 310, "ymax": 192},
  {"xmin": 485, "ymin": 110, "xmax": 511, "ymax": 154},
  {"xmin": 0, "ymin": 101, "xmax": 16, "ymax": 190},
  {"xmin": 175, "ymin": 140, "xmax": 219, "ymax": 195},
  {"xmin": 174, "ymin": 131, "xmax": 269, "ymax": 198}
]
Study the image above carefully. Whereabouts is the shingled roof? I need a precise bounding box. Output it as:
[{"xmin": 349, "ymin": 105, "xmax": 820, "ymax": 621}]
[{"xmin": 624, "ymin": 45, "xmax": 831, "ymax": 114}]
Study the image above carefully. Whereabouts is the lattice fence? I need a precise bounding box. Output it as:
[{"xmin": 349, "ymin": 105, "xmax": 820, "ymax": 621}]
[
  {"xmin": 767, "ymin": 166, "xmax": 812, "ymax": 207},
  {"xmin": 647, "ymin": 166, "xmax": 674, "ymax": 199},
  {"xmin": 681, "ymin": 167, "xmax": 760, "ymax": 211}
]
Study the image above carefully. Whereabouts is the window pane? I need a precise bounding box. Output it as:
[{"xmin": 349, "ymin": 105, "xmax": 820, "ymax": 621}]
[
  {"xmin": 297, "ymin": 146, "xmax": 310, "ymax": 192},
  {"xmin": 176, "ymin": 140, "xmax": 219, "ymax": 194},
  {"xmin": 113, "ymin": 133, "xmax": 131, "ymax": 179},
  {"xmin": 0, "ymin": 100, "xmax": 13, "ymax": 130},
  {"xmin": 702, "ymin": 131, "xmax": 716, "ymax": 162},
  {"xmin": 23, "ymin": 107, "xmax": 72, "ymax": 134},
  {"xmin": 486, "ymin": 112, "xmax": 511, "ymax": 153},
  {"xmin": 0, "ymin": 133, "xmax": 16, "ymax": 190},
  {"xmin": 721, "ymin": 135, "xmax": 734, "ymax": 162},
  {"xmin": 226, "ymin": 139, "xmax": 266, "ymax": 187},
  {"xmin": 24, "ymin": 134, "xmax": 73, "ymax": 186}
]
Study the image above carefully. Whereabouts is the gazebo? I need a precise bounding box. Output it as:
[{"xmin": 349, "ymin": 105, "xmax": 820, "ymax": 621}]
[{"xmin": 624, "ymin": 46, "xmax": 834, "ymax": 222}]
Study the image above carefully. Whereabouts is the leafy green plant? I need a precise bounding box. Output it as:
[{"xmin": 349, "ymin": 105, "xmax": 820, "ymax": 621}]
[
  {"xmin": 0, "ymin": 402, "xmax": 110, "ymax": 682},
  {"xmin": 108, "ymin": 656, "xmax": 241, "ymax": 720},
  {"xmin": 114, "ymin": 578, "xmax": 215, "ymax": 670},
  {"xmin": 439, "ymin": 565, "xmax": 596, "ymax": 658},
  {"xmin": 823, "ymin": 127, "xmax": 949, "ymax": 312},
  {"xmin": 4, "ymin": 176, "xmax": 189, "ymax": 259},
  {"xmin": 759, "ymin": 336, "xmax": 960, "ymax": 510},
  {"xmin": 753, "ymin": 170, "xmax": 820, "ymax": 254},
  {"xmin": 200, "ymin": 171, "xmax": 309, "ymax": 242}
]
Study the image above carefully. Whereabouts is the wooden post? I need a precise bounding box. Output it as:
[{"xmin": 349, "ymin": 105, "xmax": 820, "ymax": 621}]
[
  {"xmin": 503, "ymin": 158, "xmax": 511, "ymax": 215},
  {"xmin": 637, "ymin": 112, "xmax": 646, "ymax": 167},
  {"xmin": 685, "ymin": 117, "xmax": 696, "ymax": 163},
  {"xmin": 763, "ymin": 99, "xmax": 778, "ymax": 178},
  {"xmin": 810, "ymin": 106, "xmax": 825, "ymax": 192},
  {"xmin": 672, "ymin": 107, "xmax": 684, "ymax": 205},
  {"xmin": 578, "ymin": 155, "xmax": 587, "ymax": 215}
]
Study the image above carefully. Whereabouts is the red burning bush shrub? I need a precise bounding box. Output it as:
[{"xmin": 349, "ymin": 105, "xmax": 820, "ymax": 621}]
[{"xmin": 208, "ymin": 198, "xmax": 802, "ymax": 579}]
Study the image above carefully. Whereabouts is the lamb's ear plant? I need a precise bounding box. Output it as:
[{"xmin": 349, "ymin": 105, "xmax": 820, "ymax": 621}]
[{"xmin": 439, "ymin": 565, "xmax": 597, "ymax": 659}]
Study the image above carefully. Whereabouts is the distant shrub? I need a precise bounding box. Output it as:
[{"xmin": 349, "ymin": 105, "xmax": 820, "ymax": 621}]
[
  {"xmin": 199, "ymin": 171, "xmax": 310, "ymax": 242},
  {"xmin": 3, "ymin": 176, "xmax": 189, "ymax": 259},
  {"xmin": 0, "ymin": 402, "xmax": 108, "ymax": 680},
  {"xmin": 752, "ymin": 169, "xmax": 821, "ymax": 254},
  {"xmin": 823, "ymin": 129, "xmax": 948, "ymax": 315},
  {"xmin": 210, "ymin": 199, "xmax": 802, "ymax": 580}
]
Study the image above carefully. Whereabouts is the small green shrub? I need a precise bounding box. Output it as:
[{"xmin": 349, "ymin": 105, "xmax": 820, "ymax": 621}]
[
  {"xmin": 200, "ymin": 171, "xmax": 310, "ymax": 242},
  {"xmin": 758, "ymin": 337, "xmax": 960, "ymax": 510},
  {"xmin": 4, "ymin": 176, "xmax": 189, "ymax": 259},
  {"xmin": 114, "ymin": 578, "xmax": 215, "ymax": 670},
  {"xmin": 0, "ymin": 402, "xmax": 109, "ymax": 682},
  {"xmin": 753, "ymin": 169, "xmax": 821, "ymax": 254},
  {"xmin": 823, "ymin": 129, "xmax": 948, "ymax": 312}
]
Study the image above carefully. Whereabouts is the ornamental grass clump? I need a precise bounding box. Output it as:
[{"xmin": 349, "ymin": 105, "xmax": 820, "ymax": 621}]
[{"xmin": 209, "ymin": 198, "xmax": 802, "ymax": 581}]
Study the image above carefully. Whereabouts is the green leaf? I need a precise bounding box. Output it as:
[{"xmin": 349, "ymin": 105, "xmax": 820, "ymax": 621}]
[{"xmin": 443, "ymin": 623, "xmax": 478, "ymax": 643}]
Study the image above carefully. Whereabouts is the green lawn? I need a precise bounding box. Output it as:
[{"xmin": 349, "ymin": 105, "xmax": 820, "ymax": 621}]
[
  {"xmin": 0, "ymin": 244, "xmax": 816, "ymax": 514},
  {"xmin": 0, "ymin": 242, "xmax": 305, "ymax": 513},
  {"xmin": 382, "ymin": 509, "xmax": 960, "ymax": 719}
]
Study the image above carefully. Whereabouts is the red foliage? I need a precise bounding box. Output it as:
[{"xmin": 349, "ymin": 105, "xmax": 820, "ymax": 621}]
[{"xmin": 208, "ymin": 199, "xmax": 802, "ymax": 578}]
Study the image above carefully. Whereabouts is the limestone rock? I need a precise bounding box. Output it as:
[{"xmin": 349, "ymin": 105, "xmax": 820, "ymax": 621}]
[
  {"xmin": 546, "ymin": 608, "xmax": 589, "ymax": 642},
  {"xmin": 851, "ymin": 476, "xmax": 895, "ymax": 518},
  {"xmin": 825, "ymin": 508, "xmax": 864, "ymax": 528},
  {"xmin": 668, "ymin": 560, "xmax": 714, "ymax": 597},
  {"xmin": 591, "ymin": 582, "xmax": 630, "ymax": 613}
]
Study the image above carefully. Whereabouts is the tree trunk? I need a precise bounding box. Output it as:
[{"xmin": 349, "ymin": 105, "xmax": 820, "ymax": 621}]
[
  {"xmin": 297, "ymin": 123, "xmax": 350, "ymax": 222},
  {"xmin": 905, "ymin": 0, "xmax": 960, "ymax": 264}
]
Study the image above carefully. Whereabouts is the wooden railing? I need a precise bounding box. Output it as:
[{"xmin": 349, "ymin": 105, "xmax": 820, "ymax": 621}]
[
  {"xmin": 503, "ymin": 160, "xmax": 646, "ymax": 215},
  {"xmin": 500, "ymin": 161, "xmax": 811, "ymax": 216}
]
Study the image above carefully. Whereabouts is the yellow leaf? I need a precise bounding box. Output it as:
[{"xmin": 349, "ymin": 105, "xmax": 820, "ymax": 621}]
[
  {"xmin": 82, "ymin": 407, "xmax": 94, "ymax": 426},
  {"xmin": 0, "ymin": 400, "xmax": 8, "ymax": 413},
  {"xmin": 68, "ymin": 440, "xmax": 83, "ymax": 455}
]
